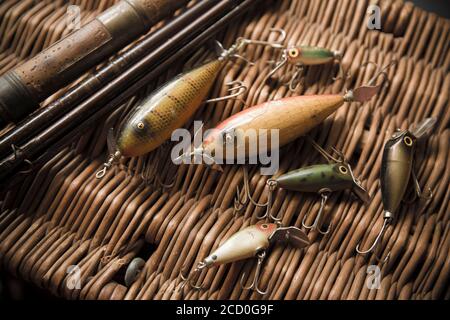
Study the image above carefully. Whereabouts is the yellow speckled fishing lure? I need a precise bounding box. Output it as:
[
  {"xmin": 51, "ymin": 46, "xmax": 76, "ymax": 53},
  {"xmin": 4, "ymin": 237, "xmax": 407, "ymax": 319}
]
[{"xmin": 95, "ymin": 34, "xmax": 280, "ymax": 179}]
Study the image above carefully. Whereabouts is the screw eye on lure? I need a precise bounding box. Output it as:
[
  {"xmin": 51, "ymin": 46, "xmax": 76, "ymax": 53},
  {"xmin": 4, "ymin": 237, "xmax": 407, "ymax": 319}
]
[
  {"xmin": 244, "ymin": 139, "xmax": 370, "ymax": 232},
  {"xmin": 179, "ymin": 223, "xmax": 309, "ymax": 295},
  {"xmin": 95, "ymin": 30, "xmax": 286, "ymax": 179},
  {"xmin": 356, "ymin": 117, "xmax": 436, "ymax": 263}
]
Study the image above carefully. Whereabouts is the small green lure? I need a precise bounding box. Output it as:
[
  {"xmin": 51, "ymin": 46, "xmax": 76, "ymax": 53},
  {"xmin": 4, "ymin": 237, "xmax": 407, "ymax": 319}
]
[
  {"xmin": 273, "ymin": 160, "xmax": 369, "ymax": 234},
  {"xmin": 241, "ymin": 141, "xmax": 370, "ymax": 234},
  {"xmin": 267, "ymin": 41, "xmax": 345, "ymax": 91}
]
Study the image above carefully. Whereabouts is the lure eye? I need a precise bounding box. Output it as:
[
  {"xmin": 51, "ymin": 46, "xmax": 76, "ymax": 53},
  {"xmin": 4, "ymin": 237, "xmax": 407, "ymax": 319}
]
[
  {"xmin": 338, "ymin": 165, "xmax": 348, "ymax": 174},
  {"xmin": 288, "ymin": 48, "xmax": 299, "ymax": 58},
  {"xmin": 137, "ymin": 122, "xmax": 145, "ymax": 130},
  {"xmin": 403, "ymin": 136, "xmax": 413, "ymax": 146},
  {"xmin": 261, "ymin": 224, "xmax": 268, "ymax": 229},
  {"xmin": 223, "ymin": 131, "xmax": 235, "ymax": 145}
]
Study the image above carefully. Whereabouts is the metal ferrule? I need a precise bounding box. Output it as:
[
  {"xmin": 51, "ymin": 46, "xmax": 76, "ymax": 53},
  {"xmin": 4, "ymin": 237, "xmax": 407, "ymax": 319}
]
[
  {"xmin": 333, "ymin": 51, "xmax": 342, "ymax": 60},
  {"xmin": 343, "ymin": 90, "xmax": 354, "ymax": 102},
  {"xmin": 383, "ymin": 211, "xmax": 394, "ymax": 219},
  {"xmin": 0, "ymin": 71, "xmax": 38, "ymax": 124}
]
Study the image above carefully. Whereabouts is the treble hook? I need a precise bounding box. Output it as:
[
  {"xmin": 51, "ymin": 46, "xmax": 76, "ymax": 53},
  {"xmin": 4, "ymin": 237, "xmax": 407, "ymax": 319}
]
[
  {"xmin": 368, "ymin": 63, "xmax": 393, "ymax": 88},
  {"xmin": 411, "ymin": 166, "xmax": 433, "ymax": 201},
  {"xmin": 154, "ymin": 144, "xmax": 178, "ymax": 189},
  {"xmin": 302, "ymin": 189, "xmax": 332, "ymax": 235},
  {"xmin": 233, "ymin": 185, "xmax": 247, "ymax": 217},
  {"xmin": 344, "ymin": 60, "xmax": 397, "ymax": 103},
  {"xmin": 242, "ymin": 166, "xmax": 269, "ymax": 209},
  {"xmin": 223, "ymin": 28, "xmax": 286, "ymax": 66},
  {"xmin": 356, "ymin": 216, "xmax": 391, "ymax": 263},
  {"xmin": 240, "ymin": 251, "xmax": 268, "ymax": 295},
  {"xmin": 178, "ymin": 262, "xmax": 206, "ymax": 291},
  {"xmin": 206, "ymin": 80, "xmax": 247, "ymax": 103},
  {"xmin": 238, "ymin": 167, "xmax": 281, "ymax": 222},
  {"xmin": 288, "ymin": 65, "xmax": 305, "ymax": 91},
  {"xmin": 306, "ymin": 136, "xmax": 345, "ymax": 164},
  {"xmin": 236, "ymin": 28, "xmax": 286, "ymax": 50},
  {"xmin": 254, "ymin": 179, "xmax": 280, "ymax": 222},
  {"xmin": 403, "ymin": 162, "xmax": 433, "ymax": 204},
  {"xmin": 155, "ymin": 173, "xmax": 176, "ymax": 189},
  {"xmin": 263, "ymin": 53, "xmax": 288, "ymax": 85}
]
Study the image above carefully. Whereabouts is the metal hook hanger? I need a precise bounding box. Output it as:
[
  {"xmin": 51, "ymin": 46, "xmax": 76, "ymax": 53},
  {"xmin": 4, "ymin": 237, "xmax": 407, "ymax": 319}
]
[
  {"xmin": 356, "ymin": 216, "xmax": 391, "ymax": 263},
  {"xmin": 302, "ymin": 189, "xmax": 332, "ymax": 235},
  {"xmin": 96, "ymin": 151, "xmax": 121, "ymax": 179},
  {"xmin": 205, "ymin": 80, "xmax": 248, "ymax": 103},
  {"xmin": 240, "ymin": 251, "xmax": 268, "ymax": 295}
]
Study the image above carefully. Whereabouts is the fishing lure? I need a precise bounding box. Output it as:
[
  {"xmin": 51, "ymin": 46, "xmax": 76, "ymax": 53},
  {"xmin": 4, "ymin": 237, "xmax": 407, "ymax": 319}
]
[
  {"xmin": 356, "ymin": 118, "xmax": 436, "ymax": 262},
  {"xmin": 95, "ymin": 31, "xmax": 286, "ymax": 179},
  {"xmin": 249, "ymin": 140, "xmax": 370, "ymax": 233},
  {"xmin": 180, "ymin": 223, "xmax": 309, "ymax": 294},
  {"xmin": 181, "ymin": 61, "xmax": 395, "ymax": 166},
  {"xmin": 265, "ymin": 32, "xmax": 347, "ymax": 91}
]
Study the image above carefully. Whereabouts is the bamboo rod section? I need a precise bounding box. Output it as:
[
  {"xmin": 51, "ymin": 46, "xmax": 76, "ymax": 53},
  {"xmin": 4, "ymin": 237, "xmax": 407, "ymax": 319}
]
[
  {"xmin": 0, "ymin": 0, "xmax": 220, "ymax": 158},
  {"xmin": 0, "ymin": 0, "xmax": 190, "ymax": 125},
  {"xmin": 0, "ymin": 0, "xmax": 261, "ymax": 185}
]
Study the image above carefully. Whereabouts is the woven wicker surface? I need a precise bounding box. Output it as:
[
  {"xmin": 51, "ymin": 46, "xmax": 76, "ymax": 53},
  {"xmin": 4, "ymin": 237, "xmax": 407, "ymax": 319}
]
[{"xmin": 0, "ymin": 0, "xmax": 449, "ymax": 300}]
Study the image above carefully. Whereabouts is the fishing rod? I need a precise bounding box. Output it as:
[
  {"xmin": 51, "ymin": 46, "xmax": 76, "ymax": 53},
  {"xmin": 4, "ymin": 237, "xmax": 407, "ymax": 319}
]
[{"xmin": 0, "ymin": 0, "xmax": 262, "ymax": 186}]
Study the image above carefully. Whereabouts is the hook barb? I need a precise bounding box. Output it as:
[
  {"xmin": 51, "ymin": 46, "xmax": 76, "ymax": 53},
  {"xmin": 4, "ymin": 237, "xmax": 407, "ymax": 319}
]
[
  {"xmin": 288, "ymin": 65, "xmax": 304, "ymax": 92},
  {"xmin": 306, "ymin": 137, "xmax": 345, "ymax": 164},
  {"xmin": 345, "ymin": 60, "xmax": 397, "ymax": 103},
  {"xmin": 263, "ymin": 54, "xmax": 288, "ymax": 86},
  {"xmin": 356, "ymin": 217, "xmax": 391, "ymax": 263},
  {"xmin": 236, "ymin": 28, "xmax": 286, "ymax": 50},
  {"xmin": 302, "ymin": 190, "xmax": 332, "ymax": 235},
  {"xmin": 240, "ymin": 251, "xmax": 268, "ymax": 295},
  {"xmin": 206, "ymin": 80, "xmax": 247, "ymax": 103},
  {"xmin": 178, "ymin": 262, "xmax": 206, "ymax": 291},
  {"xmin": 411, "ymin": 166, "xmax": 433, "ymax": 201}
]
